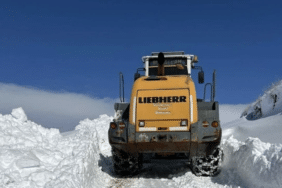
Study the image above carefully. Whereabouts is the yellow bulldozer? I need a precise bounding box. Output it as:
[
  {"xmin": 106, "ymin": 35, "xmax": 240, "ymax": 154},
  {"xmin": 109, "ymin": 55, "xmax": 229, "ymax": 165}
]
[{"xmin": 108, "ymin": 51, "xmax": 223, "ymax": 176}]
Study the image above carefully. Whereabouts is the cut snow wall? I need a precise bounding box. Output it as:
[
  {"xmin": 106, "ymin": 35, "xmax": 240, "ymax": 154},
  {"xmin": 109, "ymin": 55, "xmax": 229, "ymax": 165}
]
[
  {"xmin": 0, "ymin": 108, "xmax": 113, "ymax": 188},
  {"xmin": 222, "ymin": 136, "xmax": 282, "ymax": 188}
]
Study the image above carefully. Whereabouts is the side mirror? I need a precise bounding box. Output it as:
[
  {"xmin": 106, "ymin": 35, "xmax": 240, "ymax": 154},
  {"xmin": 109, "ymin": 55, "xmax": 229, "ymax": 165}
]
[
  {"xmin": 198, "ymin": 71, "xmax": 204, "ymax": 84},
  {"xmin": 134, "ymin": 73, "xmax": 140, "ymax": 81}
]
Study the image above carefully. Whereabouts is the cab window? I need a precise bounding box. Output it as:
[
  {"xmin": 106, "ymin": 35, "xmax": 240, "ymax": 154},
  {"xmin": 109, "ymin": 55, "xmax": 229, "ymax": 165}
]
[{"xmin": 148, "ymin": 58, "xmax": 188, "ymax": 76}]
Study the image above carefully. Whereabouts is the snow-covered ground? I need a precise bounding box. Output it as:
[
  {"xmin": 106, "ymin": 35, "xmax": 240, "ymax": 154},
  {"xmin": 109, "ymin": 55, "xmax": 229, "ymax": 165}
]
[{"xmin": 1, "ymin": 81, "xmax": 282, "ymax": 188}]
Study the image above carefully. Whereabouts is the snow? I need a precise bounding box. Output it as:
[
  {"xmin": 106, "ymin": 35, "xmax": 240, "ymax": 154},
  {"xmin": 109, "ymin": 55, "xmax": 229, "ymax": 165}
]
[
  {"xmin": 222, "ymin": 136, "xmax": 282, "ymax": 188},
  {"xmin": 222, "ymin": 113, "xmax": 282, "ymax": 144},
  {"xmin": 1, "ymin": 80, "xmax": 282, "ymax": 187},
  {"xmin": 220, "ymin": 80, "xmax": 282, "ymax": 188},
  {"xmin": 11, "ymin": 107, "xmax": 28, "ymax": 122},
  {"xmin": 219, "ymin": 104, "xmax": 247, "ymax": 124},
  {"xmin": 0, "ymin": 108, "xmax": 112, "ymax": 187},
  {"xmin": 241, "ymin": 80, "xmax": 282, "ymax": 120}
]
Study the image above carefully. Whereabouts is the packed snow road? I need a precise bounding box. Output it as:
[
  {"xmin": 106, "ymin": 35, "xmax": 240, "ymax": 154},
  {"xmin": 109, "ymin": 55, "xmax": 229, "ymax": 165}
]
[{"xmin": 1, "ymin": 107, "xmax": 282, "ymax": 188}]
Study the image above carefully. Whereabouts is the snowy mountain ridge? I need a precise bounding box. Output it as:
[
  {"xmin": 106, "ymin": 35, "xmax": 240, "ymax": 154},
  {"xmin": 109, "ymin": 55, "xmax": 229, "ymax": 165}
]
[{"xmin": 241, "ymin": 80, "xmax": 282, "ymax": 120}]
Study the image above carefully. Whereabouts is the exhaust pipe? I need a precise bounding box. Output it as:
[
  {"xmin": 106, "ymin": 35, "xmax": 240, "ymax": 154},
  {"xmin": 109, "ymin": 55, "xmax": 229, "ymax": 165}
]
[
  {"xmin": 212, "ymin": 70, "xmax": 216, "ymax": 101},
  {"xmin": 157, "ymin": 52, "xmax": 165, "ymax": 76},
  {"xmin": 119, "ymin": 72, "xmax": 124, "ymax": 103}
]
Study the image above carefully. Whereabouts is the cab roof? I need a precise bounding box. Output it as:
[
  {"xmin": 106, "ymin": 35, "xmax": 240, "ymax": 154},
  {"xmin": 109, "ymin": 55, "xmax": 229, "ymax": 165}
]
[{"xmin": 142, "ymin": 52, "xmax": 195, "ymax": 63}]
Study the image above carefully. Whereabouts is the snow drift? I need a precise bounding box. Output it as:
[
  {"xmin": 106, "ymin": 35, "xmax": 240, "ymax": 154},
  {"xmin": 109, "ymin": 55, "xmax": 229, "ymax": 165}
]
[
  {"xmin": 0, "ymin": 107, "xmax": 112, "ymax": 188},
  {"xmin": 222, "ymin": 136, "xmax": 282, "ymax": 188},
  {"xmin": 221, "ymin": 79, "xmax": 282, "ymax": 188}
]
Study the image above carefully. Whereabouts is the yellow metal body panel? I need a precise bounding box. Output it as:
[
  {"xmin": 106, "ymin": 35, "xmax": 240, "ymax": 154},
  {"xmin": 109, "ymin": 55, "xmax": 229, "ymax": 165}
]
[
  {"xmin": 129, "ymin": 75, "xmax": 198, "ymax": 132},
  {"xmin": 137, "ymin": 89, "xmax": 189, "ymax": 120},
  {"xmin": 136, "ymin": 89, "xmax": 190, "ymax": 132},
  {"xmin": 143, "ymin": 120, "xmax": 181, "ymax": 127}
]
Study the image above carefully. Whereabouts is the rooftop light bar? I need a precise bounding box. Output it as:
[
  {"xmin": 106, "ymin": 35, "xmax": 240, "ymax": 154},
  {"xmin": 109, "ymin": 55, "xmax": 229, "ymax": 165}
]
[
  {"xmin": 142, "ymin": 54, "xmax": 195, "ymax": 62},
  {"xmin": 151, "ymin": 51, "xmax": 184, "ymax": 56}
]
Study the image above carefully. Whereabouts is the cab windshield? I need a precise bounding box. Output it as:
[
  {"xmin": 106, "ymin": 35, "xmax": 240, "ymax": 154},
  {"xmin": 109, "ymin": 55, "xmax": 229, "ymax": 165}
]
[{"xmin": 148, "ymin": 58, "xmax": 188, "ymax": 76}]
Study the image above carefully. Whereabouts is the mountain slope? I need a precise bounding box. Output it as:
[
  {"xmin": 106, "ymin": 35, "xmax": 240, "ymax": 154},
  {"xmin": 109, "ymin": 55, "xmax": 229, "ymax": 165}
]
[{"xmin": 241, "ymin": 80, "xmax": 282, "ymax": 120}]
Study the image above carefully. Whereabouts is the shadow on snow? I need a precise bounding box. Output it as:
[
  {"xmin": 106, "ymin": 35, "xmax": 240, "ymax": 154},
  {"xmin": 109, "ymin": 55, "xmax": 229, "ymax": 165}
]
[
  {"xmin": 98, "ymin": 153, "xmax": 247, "ymax": 188},
  {"xmin": 98, "ymin": 153, "xmax": 191, "ymax": 179}
]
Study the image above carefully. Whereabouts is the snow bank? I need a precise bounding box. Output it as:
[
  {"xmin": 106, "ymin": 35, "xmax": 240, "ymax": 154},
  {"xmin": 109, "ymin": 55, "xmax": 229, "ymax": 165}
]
[
  {"xmin": 75, "ymin": 115, "xmax": 113, "ymax": 188},
  {"xmin": 219, "ymin": 80, "xmax": 282, "ymax": 188},
  {"xmin": 222, "ymin": 136, "xmax": 282, "ymax": 188},
  {"xmin": 0, "ymin": 107, "xmax": 113, "ymax": 188},
  {"xmin": 241, "ymin": 80, "xmax": 282, "ymax": 120},
  {"xmin": 1, "ymin": 105, "xmax": 282, "ymax": 188},
  {"xmin": 172, "ymin": 130, "xmax": 282, "ymax": 188}
]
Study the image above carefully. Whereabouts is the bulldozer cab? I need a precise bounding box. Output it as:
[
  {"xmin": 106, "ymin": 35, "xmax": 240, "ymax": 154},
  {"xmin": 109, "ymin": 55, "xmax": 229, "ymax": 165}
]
[
  {"xmin": 142, "ymin": 51, "xmax": 196, "ymax": 77},
  {"xmin": 148, "ymin": 58, "xmax": 188, "ymax": 76}
]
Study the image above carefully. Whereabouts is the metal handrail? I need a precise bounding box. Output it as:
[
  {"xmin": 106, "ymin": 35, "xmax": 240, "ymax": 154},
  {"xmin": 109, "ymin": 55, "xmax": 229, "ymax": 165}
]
[
  {"xmin": 204, "ymin": 83, "xmax": 212, "ymax": 101},
  {"xmin": 203, "ymin": 70, "xmax": 216, "ymax": 102}
]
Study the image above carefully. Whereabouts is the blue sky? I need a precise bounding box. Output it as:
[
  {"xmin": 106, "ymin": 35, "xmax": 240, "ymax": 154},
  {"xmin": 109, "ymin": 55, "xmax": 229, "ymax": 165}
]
[{"xmin": 1, "ymin": 0, "xmax": 282, "ymax": 105}]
